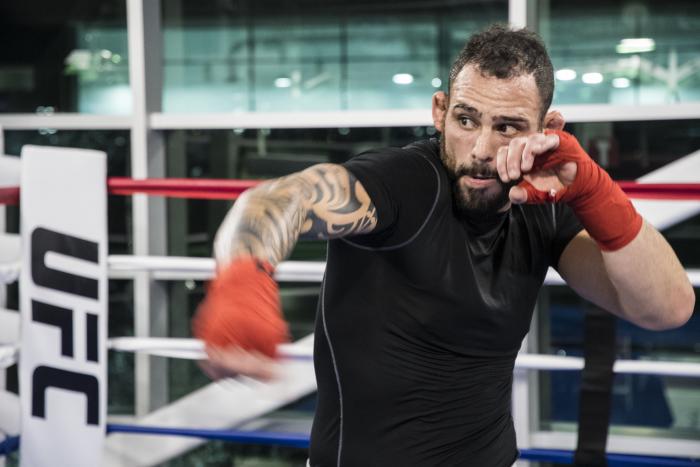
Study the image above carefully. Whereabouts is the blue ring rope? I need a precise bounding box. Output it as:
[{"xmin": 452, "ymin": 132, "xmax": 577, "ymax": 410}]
[
  {"xmin": 107, "ymin": 424, "xmax": 310, "ymax": 448},
  {"xmin": 519, "ymin": 448, "xmax": 700, "ymax": 466},
  {"xmin": 0, "ymin": 436, "xmax": 19, "ymax": 456},
  {"xmin": 2, "ymin": 426, "xmax": 698, "ymax": 466}
]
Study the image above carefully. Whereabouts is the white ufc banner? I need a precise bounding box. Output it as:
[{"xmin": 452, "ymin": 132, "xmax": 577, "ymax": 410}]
[{"xmin": 19, "ymin": 145, "xmax": 107, "ymax": 467}]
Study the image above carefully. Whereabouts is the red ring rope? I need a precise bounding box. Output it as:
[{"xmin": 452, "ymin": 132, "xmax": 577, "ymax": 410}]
[
  {"xmin": 616, "ymin": 182, "xmax": 700, "ymax": 200},
  {"xmin": 107, "ymin": 177, "xmax": 260, "ymax": 200},
  {"xmin": 0, "ymin": 188, "xmax": 18, "ymax": 205},
  {"xmin": 1, "ymin": 179, "xmax": 699, "ymax": 206}
]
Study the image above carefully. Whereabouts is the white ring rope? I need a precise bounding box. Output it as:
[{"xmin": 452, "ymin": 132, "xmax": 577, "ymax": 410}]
[
  {"xmin": 2, "ymin": 254, "xmax": 699, "ymax": 286},
  {"xmin": 0, "ymin": 233, "xmax": 21, "ymax": 284},
  {"xmin": 0, "ymin": 261, "xmax": 20, "ymax": 285},
  {"xmin": 0, "ymin": 344, "xmax": 18, "ymax": 369},
  {"xmin": 108, "ymin": 256, "xmax": 326, "ymax": 282},
  {"xmin": 513, "ymin": 353, "xmax": 700, "ymax": 378},
  {"xmin": 2, "ymin": 338, "xmax": 699, "ymax": 378},
  {"xmin": 107, "ymin": 337, "xmax": 314, "ymax": 361}
]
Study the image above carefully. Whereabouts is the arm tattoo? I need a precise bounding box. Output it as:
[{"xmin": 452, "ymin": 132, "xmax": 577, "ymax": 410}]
[
  {"xmin": 298, "ymin": 164, "xmax": 378, "ymax": 240},
  {"xmin": 214, "ymin": 164, "xmax": 378, "ymax": 266}
]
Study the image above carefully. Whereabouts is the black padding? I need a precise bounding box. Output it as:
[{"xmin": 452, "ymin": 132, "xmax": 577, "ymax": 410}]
[{"xmin": 574, "ymin": 309, "xmax": 616, "ymax": 467}]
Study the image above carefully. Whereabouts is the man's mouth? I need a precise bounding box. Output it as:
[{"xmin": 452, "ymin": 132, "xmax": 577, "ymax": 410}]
[{"xmin": 461, "ymin": 174, "xmax": 498, "ymax": 188}]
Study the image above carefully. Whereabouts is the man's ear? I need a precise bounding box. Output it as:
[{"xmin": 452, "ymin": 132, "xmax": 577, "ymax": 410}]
[
  {"xmin": 544, "ymin": 109, "xmax": 565, "ymax": 131},
  {"xmin": 432, "ymin": 91, "xmax": 447, "ymax": 133}
]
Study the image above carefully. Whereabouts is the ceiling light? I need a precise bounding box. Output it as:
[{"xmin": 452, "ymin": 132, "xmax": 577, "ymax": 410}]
[
  {"xmin": 392, "ymin": 73, "xmax": 414, "ymax": 85},
  {"xmin": 274, "ymin": 77, "xmax": 292, "ymax": 88},
  {"xmin": 616, "ymin": 38, "xmax": 655, "ymax": 54},
  {"xmin": 64, "ymin": 49, "xmax": 92, "ymax": 71},
  {"xmin": 431, "ymin": 77, "xmax": 442, "ymax": 88},
  {"xmin": 555, "ymin": 69, "xmax": 577, "ymax": 81},
  {"xmin": 581, "ymin": 72, "xmax": 603, "ymax": 84},
  {"xmin": 612, "ymin": 77, "xmax": 631, "ymax": 88}
]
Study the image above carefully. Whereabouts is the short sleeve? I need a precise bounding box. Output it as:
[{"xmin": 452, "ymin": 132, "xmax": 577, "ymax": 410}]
[
  {"xmin": 550, "ymin": 203, "xmax": 584, "ymax": 268},
  {"xmin": 341, "ymin": 142, "xmax": 440, "ymax": 246}
]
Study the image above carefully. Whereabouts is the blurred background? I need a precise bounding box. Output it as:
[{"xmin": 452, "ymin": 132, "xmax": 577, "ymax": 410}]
[{"xmin": 0, "ymin": 0, "xmax": 698, "ymax": 465}]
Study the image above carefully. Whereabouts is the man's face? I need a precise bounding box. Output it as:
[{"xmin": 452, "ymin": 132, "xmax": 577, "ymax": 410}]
[{"xmin": 432, "ymin": 65, "xmax": 542, "ymax": 215}]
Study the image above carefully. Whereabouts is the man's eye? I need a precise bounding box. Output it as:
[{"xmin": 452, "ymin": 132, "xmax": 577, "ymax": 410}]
[
  {"xmin": 459, "ymin": 116, "xmax": 475, "ymax": 128},
  {"xmin": 497, "ymin": 124, "xmax": 518, "ymax": 136}
]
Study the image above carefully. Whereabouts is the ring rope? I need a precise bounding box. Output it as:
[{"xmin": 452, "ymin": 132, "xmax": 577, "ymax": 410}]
[
  {"xmin": 0, "ymin": 261, "xmax": 20, "ymax": 284},
  {"xmin": 1, "ymin": 179, "xmax": 700, "ymax": 206},
  {"xmin": 518, "ymin": 448, "xmax": 700, "ymax": 466},
  {"xmin": 3, "ymin": 340, "xmax": 700, "ymax": 377},
  {"xmin": 107, "ymin": 177, "xmax": 259, "ymax": 200},
  {"xmin": 2, "ymin": 428, "xmax": 697, "ymax": 466},
  {"xmin": 4, "ymin": 256, "xmax": 700, "ymax": 287},
  {"xmin": 616, "ymin": 182, "xmax": 700, "ymax": 200},
  {"xmin": 0, "ymin": 344, "xmax": 18, "ymax": 369},
  {"xmin": 107, "ymin": 424, "xmax": 310, "ymax": 448}
]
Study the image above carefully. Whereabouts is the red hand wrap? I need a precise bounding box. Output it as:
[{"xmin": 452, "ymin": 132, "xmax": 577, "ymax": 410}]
[
  {"xmin": 193, "ymin": 257, "xmax": 289, "ymax": 358},
  {"xmin": 518, "ymin": 130, "xmax": 643, "ymax": 251}
]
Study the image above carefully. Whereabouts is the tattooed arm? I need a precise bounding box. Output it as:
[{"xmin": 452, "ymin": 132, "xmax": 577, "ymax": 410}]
[{"xmin": 214, "ymin": 163, "xmax": 378, "ymax": 266}]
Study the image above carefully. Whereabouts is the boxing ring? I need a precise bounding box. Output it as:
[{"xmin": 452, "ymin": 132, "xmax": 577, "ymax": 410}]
[{"xmin": 1, "ymin": 147, "xmax": 700, "ymax": 466}]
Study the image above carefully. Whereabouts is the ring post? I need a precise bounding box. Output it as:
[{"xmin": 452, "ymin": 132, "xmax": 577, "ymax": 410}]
[{"xmin": 19, "ymin": 145, "xmax": 108, "ymax": 467}]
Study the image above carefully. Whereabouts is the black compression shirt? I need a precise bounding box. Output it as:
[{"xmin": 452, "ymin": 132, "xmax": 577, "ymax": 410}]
[{"xmin": 309, "ymin": 139, "xmax": 583, "ymax": 467}]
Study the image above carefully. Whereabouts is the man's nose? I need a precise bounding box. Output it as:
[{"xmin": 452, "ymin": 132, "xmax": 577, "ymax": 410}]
[{"xmin": 471, "ymin": 129, "xmax": 494, "ymax": 163}]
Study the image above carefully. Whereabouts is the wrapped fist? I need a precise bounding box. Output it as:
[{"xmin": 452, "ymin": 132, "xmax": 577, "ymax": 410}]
[{"xmin": 193, "ymin": 256, "xmax": 289, "ymax": 377}]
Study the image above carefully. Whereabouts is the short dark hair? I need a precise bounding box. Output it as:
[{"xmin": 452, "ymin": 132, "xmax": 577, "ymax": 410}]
[{"xmin": 448, "ymin": 24, "xmax": 554, "ymax": 124}]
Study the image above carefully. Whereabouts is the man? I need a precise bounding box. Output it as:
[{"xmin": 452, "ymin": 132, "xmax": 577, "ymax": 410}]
[{"xmin": 194, "ymin": 25, "xmax": 694, "ymax": 466}]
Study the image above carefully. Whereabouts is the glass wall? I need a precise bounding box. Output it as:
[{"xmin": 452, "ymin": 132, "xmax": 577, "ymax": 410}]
[
  {"xmin": 539, "ymin": 0, "xmax": 700, "ymax": 105},
  {"xmin": 160, "ymin": 0, "xmax": 508, "ymax": 112},
  {"xmin": 0, "ymin": 1, "xmax": 130, "ymax": 114}
]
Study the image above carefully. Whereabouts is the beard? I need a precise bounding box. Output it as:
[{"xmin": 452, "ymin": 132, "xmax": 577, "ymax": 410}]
[{"xmin": 439, "ymin": 137, "xmax": 515, "ymax": 216}]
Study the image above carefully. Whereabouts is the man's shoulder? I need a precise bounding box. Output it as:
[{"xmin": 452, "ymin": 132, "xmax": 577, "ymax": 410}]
[
  {"xmin": 402, "ymin": 138, "xmax": 440, "ymax": 157},
  {"xmin": 344, "ymin": 139, "xmax": 444, "ymax": 183},
  {"xmin": 351, "ymin": 138, "xmax": 440, "ymax": 162}
]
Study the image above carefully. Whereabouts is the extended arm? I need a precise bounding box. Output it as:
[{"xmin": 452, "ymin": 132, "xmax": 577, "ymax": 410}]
[
  {"xmin": 558, "ymin": 223, "xmax": 695, "ymax": 330},
  {"xmin": 195, "ymin": 163, "xmax": 378, "ymax": 379},
  {"xmin": 213, "ymin": 163, "xmax": 378, "ymax": 266}
]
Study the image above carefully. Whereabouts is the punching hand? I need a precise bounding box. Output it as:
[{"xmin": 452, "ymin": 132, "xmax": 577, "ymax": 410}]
[
  {"xmin": 193, "ymin": 257, "xmax": 290, "ymax": 380},
  {"xmin": 499, "ymin": 129, "xmax": 642, "ymax": 251},
  {"xmin": 495, "ymin": 131, "xmax": 576, "ymax": 205}
]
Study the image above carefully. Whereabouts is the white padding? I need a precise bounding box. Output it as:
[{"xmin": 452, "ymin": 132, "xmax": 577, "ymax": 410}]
[{"xmin": 0, "ymin": 155, "xmax": 20, "ymax": 187}]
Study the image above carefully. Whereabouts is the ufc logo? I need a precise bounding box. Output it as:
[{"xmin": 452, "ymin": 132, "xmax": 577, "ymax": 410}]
[{"xmin": 30, "ymin": 227, "xmax": 100, "ymax": 426}]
